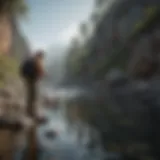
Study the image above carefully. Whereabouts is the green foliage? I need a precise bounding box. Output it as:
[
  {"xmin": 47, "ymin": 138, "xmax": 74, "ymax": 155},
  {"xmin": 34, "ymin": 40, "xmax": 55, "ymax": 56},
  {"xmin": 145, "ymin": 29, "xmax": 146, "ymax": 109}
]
[
  {"xmin": 0, "ymin": 55, "xmax": 19, "ymax": 88},
  {"xmin": 92, "ymin": 7, "xmax": 160, "ymax": 78},
  {"xmin": 0, "ymin": 0, "xmax": 28, "ymax": 16},
  {"xmin": 131, "ymin": 6, "xmax": 159, "ymax": 38},
  {"xmin": 65, "ymin": 5, "xmax": 160, "ymax": 159},
  {"xmin": 79, "ymin": 22, "xmax": 88, "ymax": 37},
  {"xmin": 66, "ymin": 37, "xmax": 90, "ymax": 76},
  {"xmin": 67, "ymin": 7, "xmax": 160, "ymax": 79}
]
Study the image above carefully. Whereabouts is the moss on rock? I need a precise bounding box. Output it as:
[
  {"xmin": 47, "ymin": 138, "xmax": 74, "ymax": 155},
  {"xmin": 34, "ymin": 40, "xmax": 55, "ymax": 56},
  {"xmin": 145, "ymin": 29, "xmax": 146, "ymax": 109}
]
[{"xmin": 0, "ymin": 55, "xmax": 19, "ymax": 88}]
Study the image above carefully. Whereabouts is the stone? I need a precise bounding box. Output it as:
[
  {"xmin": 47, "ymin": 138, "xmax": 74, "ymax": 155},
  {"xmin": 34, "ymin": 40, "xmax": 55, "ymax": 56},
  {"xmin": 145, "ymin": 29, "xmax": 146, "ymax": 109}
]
[
  {"xmin": 0, "ymin": 88, "xmax": 13, "ymax": 99},
  {"xmin": 44, "ymin": 130, "xmax": 57, "ymax": 140}
]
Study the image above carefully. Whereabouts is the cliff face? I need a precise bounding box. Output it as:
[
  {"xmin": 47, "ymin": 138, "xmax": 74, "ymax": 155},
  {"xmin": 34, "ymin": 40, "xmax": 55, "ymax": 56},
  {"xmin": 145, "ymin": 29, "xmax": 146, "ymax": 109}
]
[
  {"xmin": 0, "ymin": 14, "xmax": 30, "ymax": 59},
  {"xmin": 0, "ymin": 15, "xmax": 12, "ymax": 54},
  {"xmin": 10, "ymin": 18, "xmax": 30, "ymax": 60}
]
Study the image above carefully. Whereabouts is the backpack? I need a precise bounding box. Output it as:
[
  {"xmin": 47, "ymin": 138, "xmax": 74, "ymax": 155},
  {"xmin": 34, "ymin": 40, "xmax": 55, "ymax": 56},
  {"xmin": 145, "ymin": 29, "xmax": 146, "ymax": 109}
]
[{"xmin": 20, "ymin": 59, "xmax": 38, "ymax": 80}]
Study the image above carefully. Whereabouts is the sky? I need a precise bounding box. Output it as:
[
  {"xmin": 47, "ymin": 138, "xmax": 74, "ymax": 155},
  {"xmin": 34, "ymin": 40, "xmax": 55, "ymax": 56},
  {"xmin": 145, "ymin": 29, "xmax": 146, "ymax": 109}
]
[{"xmin": 19, "ymin": 0, "xmax": 94, "ymax": 51}]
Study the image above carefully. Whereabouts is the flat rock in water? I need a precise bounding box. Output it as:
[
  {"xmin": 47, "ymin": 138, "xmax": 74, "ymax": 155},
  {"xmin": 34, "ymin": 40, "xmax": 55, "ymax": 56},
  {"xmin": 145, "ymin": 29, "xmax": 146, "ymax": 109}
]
[{"xmin": 45, "ymin": 130, "xmax": 57, "ymax": 140}]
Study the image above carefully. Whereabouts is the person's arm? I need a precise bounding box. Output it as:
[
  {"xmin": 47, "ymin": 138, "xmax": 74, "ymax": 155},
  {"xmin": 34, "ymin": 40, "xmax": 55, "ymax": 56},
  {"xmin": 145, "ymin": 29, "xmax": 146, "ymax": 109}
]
[{"xmin": 36, "ymin": 59, "xmax": 45, "ymax": 78}]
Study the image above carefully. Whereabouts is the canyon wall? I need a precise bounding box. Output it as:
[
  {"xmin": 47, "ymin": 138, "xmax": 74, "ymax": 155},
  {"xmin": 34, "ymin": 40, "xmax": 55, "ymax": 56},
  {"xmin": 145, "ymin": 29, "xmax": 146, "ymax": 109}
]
[{"xmin": 0, "ymin": 14, "xmax": 29, "ymax": 59}]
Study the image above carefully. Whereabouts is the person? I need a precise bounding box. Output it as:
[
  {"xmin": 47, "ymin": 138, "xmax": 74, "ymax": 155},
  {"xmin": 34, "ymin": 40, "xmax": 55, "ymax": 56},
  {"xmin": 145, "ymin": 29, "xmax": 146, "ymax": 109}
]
[{"xmin": 20, "ymin": 50, "xmax": 45, "ymax": 118}]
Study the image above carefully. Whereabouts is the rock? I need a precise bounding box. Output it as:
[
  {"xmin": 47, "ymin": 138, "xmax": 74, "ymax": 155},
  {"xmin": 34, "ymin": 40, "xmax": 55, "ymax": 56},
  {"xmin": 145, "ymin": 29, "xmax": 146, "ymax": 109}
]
[
  {"xmin": 0, "ymin": 78, "xmax": 46, "ymax": 153},
  {"xmin": 44, "ymin": 130, "xmax": 57, "ymax": 140},
  {"xmin": 0, "ymin": 129, "xmax": 14, "ymax": 156},
  {"xmin": 0, "ymin": 88, "xmax": 13, "ymax": 99},
  {"xmin": 13, "ymin": 116, "xmax": 35, "ymax": 150},
  {"xmin": 42, "ymin": 96, "xmax": 59, "ymax": 109},
  {"xmin": 35, "ymin": 106, "xmax": 48, "ymax": 125},
  {"xmin": 13, "ymin": 130, "xmax": 28, "ymax": 149}
]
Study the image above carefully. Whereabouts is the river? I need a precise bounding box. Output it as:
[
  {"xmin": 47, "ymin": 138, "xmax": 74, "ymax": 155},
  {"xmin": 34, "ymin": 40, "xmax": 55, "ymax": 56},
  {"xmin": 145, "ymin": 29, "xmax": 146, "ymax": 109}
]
[
  {"xmin": 37, "ymin": 86, "xmax": 107, "ymax": 160},
  {"xmin": 15, "ymin": 86, "xmax": 110, "ymax": 160}
]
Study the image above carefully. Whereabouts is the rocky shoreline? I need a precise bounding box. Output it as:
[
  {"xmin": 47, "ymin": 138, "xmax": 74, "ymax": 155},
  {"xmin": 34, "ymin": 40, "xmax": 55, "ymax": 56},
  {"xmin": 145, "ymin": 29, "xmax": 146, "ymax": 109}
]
[{"xmin": 0, "ymin": 77, "xmax": 46, "ymax": 159}]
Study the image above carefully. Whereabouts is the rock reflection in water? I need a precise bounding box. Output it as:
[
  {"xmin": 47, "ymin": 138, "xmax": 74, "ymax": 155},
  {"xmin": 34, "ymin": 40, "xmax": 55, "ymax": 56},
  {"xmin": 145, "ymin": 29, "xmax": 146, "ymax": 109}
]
[
  {"xmin": 37, "ymin": 107, "xmax": 106, "ymax": 160},
  {"xmin": 36, "ymin": 87, "xmax": 106, "ymax": 160}
]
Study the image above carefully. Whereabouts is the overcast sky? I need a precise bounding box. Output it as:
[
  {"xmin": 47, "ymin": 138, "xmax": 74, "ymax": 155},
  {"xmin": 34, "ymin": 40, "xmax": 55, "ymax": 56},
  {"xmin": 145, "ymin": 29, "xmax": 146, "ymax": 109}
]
[{"xmin": 19, "ymin": 0, "xmax": 94, "ymax": 51}]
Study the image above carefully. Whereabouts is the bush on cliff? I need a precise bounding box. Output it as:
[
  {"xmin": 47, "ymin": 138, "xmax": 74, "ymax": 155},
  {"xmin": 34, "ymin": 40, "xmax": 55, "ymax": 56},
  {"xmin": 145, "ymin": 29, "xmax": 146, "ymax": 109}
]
[{"xmin": 0, "ymin": 55, "xmax": 19, "ymax": 88}]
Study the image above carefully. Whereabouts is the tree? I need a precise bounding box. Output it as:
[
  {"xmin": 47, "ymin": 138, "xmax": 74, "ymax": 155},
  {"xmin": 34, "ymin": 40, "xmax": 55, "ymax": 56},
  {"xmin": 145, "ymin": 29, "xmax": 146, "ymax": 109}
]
[
  {"xmin": 65, "ymin": 37, "xmax": 81, "ymax": 76},
  {"xmin": 70, "ymin": 37, "xmax": 81, "ymax": 49},
  {"xmin": 90, "ymin": 12, "xmax": 100, "ymax": 25},
  {"xmin": 0, "ymin": 0, "xmax": 28, "ymax": 16},
  {"xmin": 95, "ymin": 0, "xmax": 109, "ymax": 8},
  {"xmin": 79, "ymin": 22, "xmax": 88, "ymax": 38}
]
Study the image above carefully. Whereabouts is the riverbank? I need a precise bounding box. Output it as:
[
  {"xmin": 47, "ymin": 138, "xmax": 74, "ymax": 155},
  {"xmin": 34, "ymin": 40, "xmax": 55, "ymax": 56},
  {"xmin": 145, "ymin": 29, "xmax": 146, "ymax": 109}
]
[
  {"xmin": 0, "ymin": 55, "xmax": 34, "ymax": 158},
  {"xmin": 0, "ymin": 77, "xmax": 34, "ymax": 158}
]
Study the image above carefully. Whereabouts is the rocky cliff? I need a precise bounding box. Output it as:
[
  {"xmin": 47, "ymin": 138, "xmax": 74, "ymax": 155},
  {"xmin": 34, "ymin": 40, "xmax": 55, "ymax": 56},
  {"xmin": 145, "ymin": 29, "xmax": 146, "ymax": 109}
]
[
  {"xmin": 0, "ymin": 15, "xmax": 12, "ymax": 54},
  {"xmin": 0, "ymin": 14, "xmax": 30, "ymax": 59},
  {"xmin": 10, "ymin": 17, "xmax": 30, "ymax": 60}
]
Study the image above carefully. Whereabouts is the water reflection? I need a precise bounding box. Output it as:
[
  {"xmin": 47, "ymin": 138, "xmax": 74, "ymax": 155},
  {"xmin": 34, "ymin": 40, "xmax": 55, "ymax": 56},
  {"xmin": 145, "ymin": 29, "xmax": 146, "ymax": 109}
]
[
  {"xmin": 37, "ymin": 106, "xmax": 105, "ymax": 160},
  {"xmin": 16, "ymin": 86, "xmax": 124, "ymax": 160}
]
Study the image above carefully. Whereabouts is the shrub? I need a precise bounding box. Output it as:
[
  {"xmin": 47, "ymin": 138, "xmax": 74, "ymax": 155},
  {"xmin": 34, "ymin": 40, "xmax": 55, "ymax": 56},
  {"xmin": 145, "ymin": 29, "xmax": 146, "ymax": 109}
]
[{"xmin": 0, "ymin": 55, "xmax": 19, "ymax": 88}]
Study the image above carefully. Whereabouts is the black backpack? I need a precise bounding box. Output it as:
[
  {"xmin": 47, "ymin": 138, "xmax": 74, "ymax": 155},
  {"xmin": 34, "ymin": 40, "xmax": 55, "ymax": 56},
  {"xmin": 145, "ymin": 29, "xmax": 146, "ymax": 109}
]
[{"xmin": 20, "ymin": 59, "xmax": 38, "ymax": 80}]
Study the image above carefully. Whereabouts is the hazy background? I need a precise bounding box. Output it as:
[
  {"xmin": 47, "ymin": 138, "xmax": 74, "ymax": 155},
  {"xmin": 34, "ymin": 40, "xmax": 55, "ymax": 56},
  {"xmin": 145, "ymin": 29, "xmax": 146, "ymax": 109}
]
[{"xmin": 19, "ymin": 0, "xmax": 94, "ymax": 51}]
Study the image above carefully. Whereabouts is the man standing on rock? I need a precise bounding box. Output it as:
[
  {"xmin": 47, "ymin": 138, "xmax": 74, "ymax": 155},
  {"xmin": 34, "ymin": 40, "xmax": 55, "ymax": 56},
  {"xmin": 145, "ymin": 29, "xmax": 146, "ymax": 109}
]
[{"xmin": 20, "ymin": 50, "xmax": 45, "ymax": 118}]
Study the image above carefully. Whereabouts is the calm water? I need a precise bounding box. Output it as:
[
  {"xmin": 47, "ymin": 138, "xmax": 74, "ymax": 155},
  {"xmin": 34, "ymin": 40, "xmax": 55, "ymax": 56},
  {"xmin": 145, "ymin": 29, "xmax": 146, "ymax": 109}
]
[
  {"xmin": 37, "ymin": 108, "xmax": 105, "ymax": 160},
  {"xmin": 15, "ymin": 87, "xmax": 107, "ymax": 160}
]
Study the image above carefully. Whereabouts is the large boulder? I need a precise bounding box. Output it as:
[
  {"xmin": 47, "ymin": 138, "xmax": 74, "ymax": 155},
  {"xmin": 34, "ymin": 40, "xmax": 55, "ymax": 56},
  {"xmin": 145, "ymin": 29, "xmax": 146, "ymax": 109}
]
[{"xmin": 0, "ymin": 80, "xmax": 35, "ymax": 155}]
